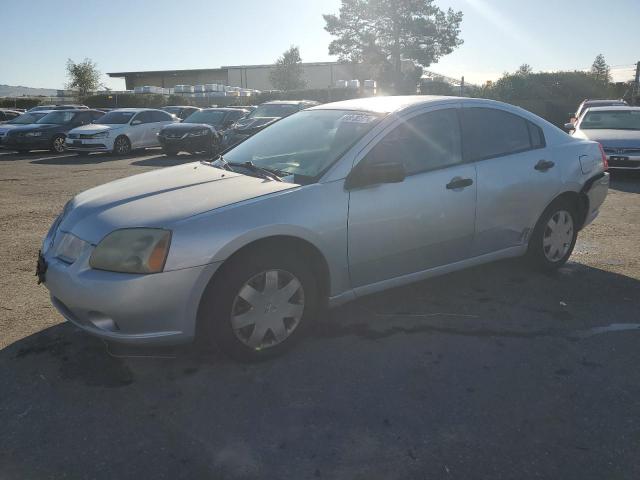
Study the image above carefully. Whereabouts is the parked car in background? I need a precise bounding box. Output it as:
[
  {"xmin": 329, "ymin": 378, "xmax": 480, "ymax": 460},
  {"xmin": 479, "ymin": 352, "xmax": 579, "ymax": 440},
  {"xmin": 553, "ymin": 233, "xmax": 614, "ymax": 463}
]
[
  {"xmin": 3, "ymin": 109, "xmax": 104, "ymax": 153},
  {"xmin": 222, "ymin": 100, "xmax": 320, "ymax": 148},
  {"xmin": 158, "ymin": 107, "xmax": 249, "ymax": 156},
  {"xmin": 570, "ymin": 99, "xmax": 628, "ymax": 123},
  {"xmin": 27, "ymin": 104, "xmax": 89, "ymax": 112},
  {"xmin": 39, "ymin": 96, "xmax": 608, "ymax": 360},
  {"xmin": 0, "ymin": 109, "xmax": 22, "ymax": 123},
  {"xmin": 567, "ymin": 106, "xmax": 640, "ymax": 170},
  {"xmin": 226, "ymin": 105, "xmax": 257, "ymax": 115},
  {"xmin": 0, "ymin": 110, "xmax": 54, "ymax": 146},
  {"xmin": 65, "ymin": 108, "xmax": 177, "ymax": 155},
  {"xmin": 162, "ymin": 106, "xmax": 201, "ymax": 121}
]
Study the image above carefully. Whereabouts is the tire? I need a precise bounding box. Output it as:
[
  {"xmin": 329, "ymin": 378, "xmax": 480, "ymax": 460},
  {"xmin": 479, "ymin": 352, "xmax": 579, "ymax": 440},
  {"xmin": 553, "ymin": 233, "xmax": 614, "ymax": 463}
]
[
  {"xmin": 50, "ymin": 135, "xmax": 66, "ymax": 153},
  {"xmin": 527, "ymin": 198, "xmax": 578, "ymax": 271},
  {"xmin": 112, "ymin": 135, "xmax": 131, "ymax": 155},
  {"xmin": 198, "ymin": 248, "xmax": 318, "ymax": 361}
]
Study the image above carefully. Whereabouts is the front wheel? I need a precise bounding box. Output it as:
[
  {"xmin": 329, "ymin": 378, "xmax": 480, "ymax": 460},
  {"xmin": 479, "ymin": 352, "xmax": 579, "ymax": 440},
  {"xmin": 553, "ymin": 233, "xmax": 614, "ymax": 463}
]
[
  {"xmin": 527, "ymin": 199, "xmax": 578, "ymax": 270},
  {"xmin": 112, "ymin": 136, "xmax": 131, "ymax": 155},
  {"xmin": 199, "ymin": 249, "xmax": 318, "ymax": 361},
  {"xmin": 50, "ymin": 135, "xmax": 66, "ymax": 153}
]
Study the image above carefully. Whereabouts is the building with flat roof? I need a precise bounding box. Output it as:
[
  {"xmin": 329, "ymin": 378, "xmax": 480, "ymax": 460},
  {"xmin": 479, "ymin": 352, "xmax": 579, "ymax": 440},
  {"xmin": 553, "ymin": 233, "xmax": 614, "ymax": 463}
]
[{"xmin": 108, "ymin": 62, "xmax": 360, "ymax": 91}]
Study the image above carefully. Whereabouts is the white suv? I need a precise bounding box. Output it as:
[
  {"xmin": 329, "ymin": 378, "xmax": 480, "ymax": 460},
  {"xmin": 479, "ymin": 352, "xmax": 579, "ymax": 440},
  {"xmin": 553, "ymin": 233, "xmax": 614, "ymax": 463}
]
[{"xmin": 65, "ymin": 108, "xmax": 177, "ymax": 155}]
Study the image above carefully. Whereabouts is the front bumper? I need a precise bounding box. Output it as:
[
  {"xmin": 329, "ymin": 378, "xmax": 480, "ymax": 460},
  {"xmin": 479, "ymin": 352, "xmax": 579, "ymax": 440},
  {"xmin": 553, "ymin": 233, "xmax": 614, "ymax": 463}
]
[
  {"xmin": 2, "ymin": 134, "xmax": 51, "ymax": 150},
  {"xmin": 158, "ymin": 134, "xmax": 211, "ymax": 152},
  {"xmin": 64, "ymin": 137, "xmax": 114, "ymax": 152},
  {"xmin": 606, "ymin": 154, "xmax": 640, "ymax": 170},
  {"xmin": 42, "ymin": 246, "xmax": 220, "ymax": 345}
]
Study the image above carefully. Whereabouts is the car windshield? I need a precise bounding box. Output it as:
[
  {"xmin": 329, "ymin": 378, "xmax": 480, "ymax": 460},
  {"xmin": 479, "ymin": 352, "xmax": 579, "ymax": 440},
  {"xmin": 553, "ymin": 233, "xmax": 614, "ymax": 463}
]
[
  {"xmin": 224, "ymin": 109, "xmax": 383, "ymax": 179},
  {"xmin": 96, "ymin": 111, "xmax": 136, "ymax": 124},
  {"xmin": 8, "ymin": 112, "xmax": 47, "ymax": 124},
  {"xmin": 248, "ymin": 104, "xmax": 300, "ymax": 118},
  {"xmin": 581, "ymin": 110, "xmax": 640, "ymax": 130},
  {"xmin": 184, "ymin": 110, "xmax": 226, "ymax": 125},
  {"xmin": 36, "ymin": 111, "xmax": 76, "ymax": 124}
]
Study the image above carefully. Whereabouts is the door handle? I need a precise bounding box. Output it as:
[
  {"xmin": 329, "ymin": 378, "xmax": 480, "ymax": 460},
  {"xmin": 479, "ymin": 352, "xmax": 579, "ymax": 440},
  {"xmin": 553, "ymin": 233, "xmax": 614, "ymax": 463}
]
[
  {"xmin": 534, "ymin": 159, "xmax": 555, "ymax": 171},
  {"xmin": 446, "ymin": 177, "xmax": 474, "ymax": 190}
]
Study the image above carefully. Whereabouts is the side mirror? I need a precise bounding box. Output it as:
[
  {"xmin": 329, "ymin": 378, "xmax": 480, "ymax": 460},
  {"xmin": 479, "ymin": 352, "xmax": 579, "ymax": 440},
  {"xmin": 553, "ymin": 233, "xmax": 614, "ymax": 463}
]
[
  {"xmin": 345, "ymin": 156, "xmax": 406, "ymax": 190},
  {"xmin": 131, "ymin": 119, "xmax": 142, "ymax": 126},
  {"xmin": 563, "ymin": 122, "xmax": 575, "ymax": 131}
]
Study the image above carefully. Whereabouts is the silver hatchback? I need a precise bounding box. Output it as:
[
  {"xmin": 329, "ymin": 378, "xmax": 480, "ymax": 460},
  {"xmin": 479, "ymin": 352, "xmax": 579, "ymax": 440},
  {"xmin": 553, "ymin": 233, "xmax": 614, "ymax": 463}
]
[{"xmin": 40, "ymin": 96, "xmax": 609, "ymax": 360}]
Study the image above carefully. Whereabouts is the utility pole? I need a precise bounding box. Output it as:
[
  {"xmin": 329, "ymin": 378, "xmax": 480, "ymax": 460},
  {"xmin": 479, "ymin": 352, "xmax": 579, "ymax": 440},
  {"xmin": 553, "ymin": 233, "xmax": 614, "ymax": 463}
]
[
  {"xmin": 460, "ymin": 76, "xmax": 465, "ymax": 97},
  {"xmin": 633, "ymin": 61, "xmax": 640, "ymax": 106}
]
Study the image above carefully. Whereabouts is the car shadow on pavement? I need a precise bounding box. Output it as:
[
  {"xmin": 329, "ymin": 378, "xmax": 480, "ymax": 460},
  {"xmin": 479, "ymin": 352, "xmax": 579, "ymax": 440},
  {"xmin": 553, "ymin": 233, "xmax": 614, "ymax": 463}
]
[
  {"xmin": 2, "ymin": 258, "xmax": 640, "ymax": 479},
  {"xmin": 609, "ymin": 171, "xmax": 640, "ymax": 194},
  {"xmin": 131, "ymin": 154, "xmax": 203, "ymax": 167},
  {"xmin": 29, "ymin": 153, "xmax": 123, "ymax": 165}
]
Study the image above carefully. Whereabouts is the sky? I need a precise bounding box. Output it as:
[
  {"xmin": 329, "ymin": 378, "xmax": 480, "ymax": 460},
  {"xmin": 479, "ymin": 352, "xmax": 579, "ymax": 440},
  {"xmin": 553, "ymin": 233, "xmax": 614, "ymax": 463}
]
[{"xmin": 1, "ymin": 0, "xmax": 638, "ymax": 90}]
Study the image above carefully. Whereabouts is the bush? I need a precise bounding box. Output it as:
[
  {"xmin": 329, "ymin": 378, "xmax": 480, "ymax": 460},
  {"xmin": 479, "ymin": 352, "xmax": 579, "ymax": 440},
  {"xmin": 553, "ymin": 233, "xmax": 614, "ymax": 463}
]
[{"xmin": 0, "ymin": 98, "xmax": 42, "ymax": 109}]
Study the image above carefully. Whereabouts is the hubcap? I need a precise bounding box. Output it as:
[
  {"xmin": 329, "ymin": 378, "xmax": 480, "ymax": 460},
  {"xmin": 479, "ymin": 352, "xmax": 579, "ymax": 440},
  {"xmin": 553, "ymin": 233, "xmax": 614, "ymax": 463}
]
[
  {"xmin": 543, "ymin": 210, "xmax": 574, "ymax": 262},
  {"xmin": 53, "ymin": 137, "xmax": 65, "ymax": 152},
  {"xmin": 115, "ymin": 138, "xmax": 129, "ymax": 154},
  {"xmin": 231, "ymin": 269, "xmax": 305, "ymax": 350}
]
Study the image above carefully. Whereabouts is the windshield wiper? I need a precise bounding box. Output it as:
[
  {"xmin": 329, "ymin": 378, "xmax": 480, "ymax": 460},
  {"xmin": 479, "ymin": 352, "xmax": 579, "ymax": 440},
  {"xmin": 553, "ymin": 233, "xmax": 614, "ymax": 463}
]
[
  {"xmin": 206, "ymin": 154, "xmax": 233, "ymax": 172},
  {"xmin": 228, "ymin": 161, "xmax": 282, "ymax": 182}
]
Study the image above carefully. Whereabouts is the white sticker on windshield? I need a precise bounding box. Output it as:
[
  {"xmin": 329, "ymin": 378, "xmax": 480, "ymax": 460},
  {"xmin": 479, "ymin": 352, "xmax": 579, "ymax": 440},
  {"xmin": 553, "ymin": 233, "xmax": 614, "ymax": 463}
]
[{"xmin": 339, "ymin": 114, "xmax": 378, "ymax": 124}]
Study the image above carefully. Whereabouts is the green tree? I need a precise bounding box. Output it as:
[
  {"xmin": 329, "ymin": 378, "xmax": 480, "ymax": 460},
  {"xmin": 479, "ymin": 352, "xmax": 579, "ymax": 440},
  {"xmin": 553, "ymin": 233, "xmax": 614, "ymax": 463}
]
[
  {"xmin": 323, "ymin": 0, "xmax": 463, "ymax": 92},
  {"xmin": 66, "ymin": 58, "xmax": 102, "ymax": 99},
  {"xmin": 269, "ymin": 46, "xmax": 307, "ymax": 91},
  {"xmin": 590, "ymin": 54, "xmax": 611, "ymax": 83},
  {"xmin": 516, "ymin": 64, "xmax": 533, "ymax": 76}
]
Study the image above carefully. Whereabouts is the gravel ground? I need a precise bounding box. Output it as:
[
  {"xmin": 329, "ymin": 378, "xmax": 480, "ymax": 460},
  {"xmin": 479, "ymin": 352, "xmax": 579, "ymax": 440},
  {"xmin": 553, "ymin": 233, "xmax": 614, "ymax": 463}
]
[{"xmin": 1, "ymin": 149, "xmax": 639, "ymax": 479}]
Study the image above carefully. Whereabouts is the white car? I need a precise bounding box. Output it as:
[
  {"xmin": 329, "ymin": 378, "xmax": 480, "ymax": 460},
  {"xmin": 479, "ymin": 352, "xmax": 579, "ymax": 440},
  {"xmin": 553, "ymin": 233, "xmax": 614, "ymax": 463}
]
[{"xmin": 65, "ymin": 108, "xmax": 177, "ymax": 155}]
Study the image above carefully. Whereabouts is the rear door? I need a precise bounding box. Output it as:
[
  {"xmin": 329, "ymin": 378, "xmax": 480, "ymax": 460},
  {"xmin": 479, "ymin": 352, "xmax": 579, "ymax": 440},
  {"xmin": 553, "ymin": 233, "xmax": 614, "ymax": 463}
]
[
  {"xmin": 462, "ymin": 106, "xmax": 562, "ymax": 255},
  {"xmin": 128, "ymin": 111, "xmax": 151, "ymax": 148},
  {"xmin": 347, "ymin": 105, "xmax": 477, "ymax": 288}
]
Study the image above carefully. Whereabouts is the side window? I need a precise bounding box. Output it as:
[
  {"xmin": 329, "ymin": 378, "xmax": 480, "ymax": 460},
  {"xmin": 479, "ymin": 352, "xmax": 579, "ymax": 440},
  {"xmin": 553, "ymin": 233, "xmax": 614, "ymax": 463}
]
[
  {"xmin": 528, "ymin": 121, "xmax": 545, "ymax": 148},
  {"xmin": 91, "ymin": 111, "xmax": 104, "ymax": 122},
  {"xmin": 151, "ymin": 111, "xmax": 171, "ymax": 122},
  {"xmin": 134, "ymin": 111, "xmax": 153, "ymax": 124},
  {"xmin": 74, "ymin": 112, "xmax": 92, "ymax": 125},
  {"xmin": 366, "ymin": 109, "xmax": 462, "ymax": 175},
  {"xmin": 7, "ymin": 112, "xmax": 19, "ymax": 120},
  {"xmin": 0, "ymin": 112, "xmax": 6, "ymax": 121},
  {"xmin": 462, "ymin": 107, "xmax": 539, "ymax": 161}
]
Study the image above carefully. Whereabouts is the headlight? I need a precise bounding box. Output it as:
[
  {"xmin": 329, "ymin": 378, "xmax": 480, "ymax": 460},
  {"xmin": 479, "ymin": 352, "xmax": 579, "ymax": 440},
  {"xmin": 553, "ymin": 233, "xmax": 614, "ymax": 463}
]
[
  {"xmin": 53, "ymin": 232, "xmax": 90, "ymax": 264},
  {"xmin": 25, "ymin": 131, "xmax": 42, "ymax": 137},
  {"xmin": 91, "ymin": 132, "xmax": 109, "ymax": 138},
  {"xmin": 187, "ymin": 129, "xmax": 209, "ymax": 137},
  {"xmin": 90, "ymin": 228, "xmax": 171, "ymax": 274}
]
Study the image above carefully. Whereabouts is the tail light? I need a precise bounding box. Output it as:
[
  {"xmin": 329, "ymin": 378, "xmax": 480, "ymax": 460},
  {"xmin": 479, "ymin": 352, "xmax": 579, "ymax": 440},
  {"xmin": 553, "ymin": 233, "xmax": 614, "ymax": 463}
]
[{"xmin": 598, "ymin": 143, "xmax": 609, "ymax": 170}]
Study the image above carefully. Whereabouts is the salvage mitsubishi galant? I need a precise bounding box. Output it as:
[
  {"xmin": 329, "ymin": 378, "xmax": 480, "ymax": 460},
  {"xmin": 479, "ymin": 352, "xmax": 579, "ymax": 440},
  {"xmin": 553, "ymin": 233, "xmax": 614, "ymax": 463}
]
[{"xmin": 38, "ymin": 96, "xmax": 610, "ymax": 360}]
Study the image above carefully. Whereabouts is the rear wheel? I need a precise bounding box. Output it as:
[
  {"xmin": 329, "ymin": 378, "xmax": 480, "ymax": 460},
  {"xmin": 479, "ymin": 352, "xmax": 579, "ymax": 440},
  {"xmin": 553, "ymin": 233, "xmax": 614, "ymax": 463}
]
[
  {"xmin": 50, "ymin": 135, "xmax": 66, "ymax": 153},
  {"xmin": 113, "ymin": 136, "xmax": 131, "ymax": 155},
  {"xmin": 198, "ymin": 249, "xmax": 318, "ymax": 361},
  {"xmin": 528, "ymin": 199, "xmax": 578, "ymax": 270}
]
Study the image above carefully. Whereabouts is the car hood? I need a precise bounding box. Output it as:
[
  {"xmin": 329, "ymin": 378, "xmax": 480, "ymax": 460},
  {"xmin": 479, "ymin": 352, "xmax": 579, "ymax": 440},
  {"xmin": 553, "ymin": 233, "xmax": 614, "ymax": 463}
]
[
  {"xmin": 69, "ymin": 124, "xmax": 124, "ymax": 135},
  {"xmin": 575, "ymin": 129, "xmax": 640, "ymax": 147},
  {"xmin": 232, "ymin": 117, "xmax": 279, "ymax": 132},
  {"xmin": 161, "ymin": 123, "xmax": 215, "ymax": 133},
  {"xmin": 0, "ymin": 124, "xmax": 34, "ymax": 134},
  {"xmin": 59, "ymin": 162, "xmax": 299, "ymax": 243}
]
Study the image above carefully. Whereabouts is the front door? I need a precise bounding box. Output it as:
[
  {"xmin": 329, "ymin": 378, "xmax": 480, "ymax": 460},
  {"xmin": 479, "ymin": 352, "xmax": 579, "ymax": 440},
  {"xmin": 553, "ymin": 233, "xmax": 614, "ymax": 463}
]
[{"xmin": 347, "ymin": 107, "xmax": 477, "ymax": 288}]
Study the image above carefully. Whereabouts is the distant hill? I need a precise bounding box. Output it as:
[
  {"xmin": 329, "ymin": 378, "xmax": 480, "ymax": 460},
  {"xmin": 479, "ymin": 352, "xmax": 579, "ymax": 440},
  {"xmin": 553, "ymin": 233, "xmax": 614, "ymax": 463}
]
[{"xmin": 0, "ymin": 84, "xmax": 58, "ymax": 97}]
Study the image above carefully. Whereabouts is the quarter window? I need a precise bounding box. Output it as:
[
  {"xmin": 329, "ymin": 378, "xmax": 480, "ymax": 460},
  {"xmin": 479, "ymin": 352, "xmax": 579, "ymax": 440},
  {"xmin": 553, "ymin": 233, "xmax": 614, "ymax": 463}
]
[
  {"xmin": 366, "ymin": 109, "xmax": 462, "ymax": 175},
  {"xmin": 462, "ymin": 107, "xmax": 545, "ymax": 161}
]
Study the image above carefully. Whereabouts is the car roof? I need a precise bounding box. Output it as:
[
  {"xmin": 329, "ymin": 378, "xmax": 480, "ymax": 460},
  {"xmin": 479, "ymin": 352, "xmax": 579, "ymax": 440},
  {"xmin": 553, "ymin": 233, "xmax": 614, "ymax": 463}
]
[
  {"xmin": 309, "ymin": 95, "xmax": 463, "ymax": 114},
  {"xmin": 110, "ymin": 108, "xmax": 165, "ymax": 112},
  {"xmin": 583, "ymin": 106, "xmax": 640, "ymax": 112},
  {"xmin": 163, "ymin": 105, "xmax": 198, "ymax": 109},
  {"xmin": 201, "ymin": 107, "xmax": 248, "ymax": 112},
  {"xmin": 261, "ymin": 100, "xmax": 319, "ymax": 106},
  {"xmin": 582, "ymin": 99, "xmax": 627, "ymax": 105}
]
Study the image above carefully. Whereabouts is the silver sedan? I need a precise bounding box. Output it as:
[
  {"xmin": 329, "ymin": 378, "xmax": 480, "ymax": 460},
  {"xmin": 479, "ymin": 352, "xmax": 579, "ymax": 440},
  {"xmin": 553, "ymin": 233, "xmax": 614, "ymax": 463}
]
[{"xmin": 40, "ymin": 96, "xmax": 609, "ymax": 360}]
